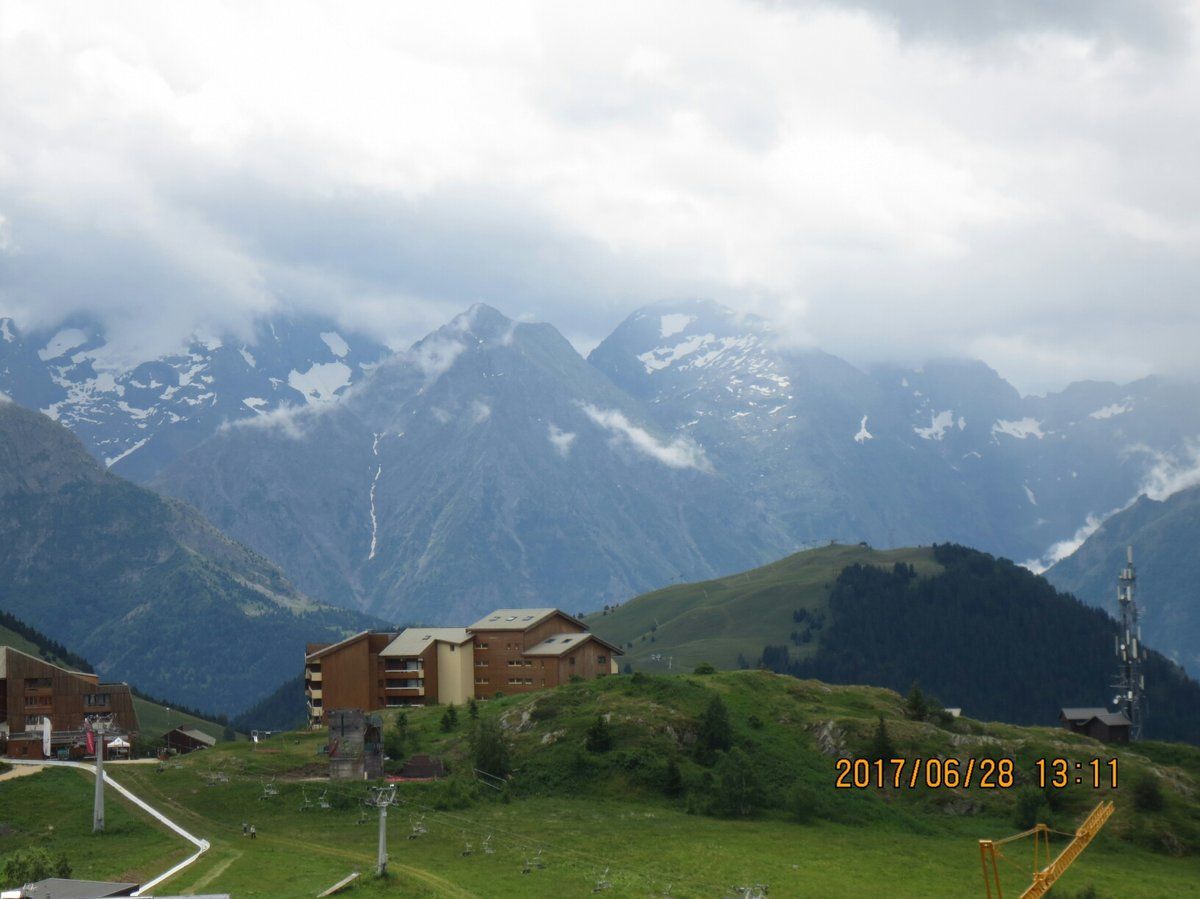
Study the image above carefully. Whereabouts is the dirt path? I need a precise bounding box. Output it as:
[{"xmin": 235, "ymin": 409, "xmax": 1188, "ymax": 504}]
[{"xmin": 0, "ymin": 763, "xmax": 45, "ymax": 782}]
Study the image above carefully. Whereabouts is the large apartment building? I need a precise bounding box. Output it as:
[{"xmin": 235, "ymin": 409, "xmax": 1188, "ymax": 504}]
[
  {"xmin": 0, "ymin": 645, "xmax": 139, "ymax": 759},
  {"xmin": 305, "ymin": 608, "xmax": 622, "ymax": 727}
]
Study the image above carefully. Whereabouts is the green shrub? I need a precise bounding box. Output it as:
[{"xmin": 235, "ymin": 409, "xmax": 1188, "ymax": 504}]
[
  {"xmin": 1013, "ymin": 786, "xmax": 1050, "ymax": 830},
  {"xmin": 1, "ymin": 847, "xmax": 71, "ymax": 885},
  {"xmin": 1133, "ymin": 773, "xmax": 1166, "ymax": 812},
  {"xmin": 694, "ymin": 662, "xmax": 716, "ymax": 675},
  {"xmin": 866, "ymin": 715, "xmax": 896, "ymax": 762},
  {"xmin": 471, "ymin": 717, "xmax": 511, "ymax": 778},
  {"xmin": 585, "ymin": 715, "xmax": 614, "ymax": 753},
  {"xmin": 696, "ymin": 694, "xmax": 732, "ymax": 763},
  {"xmin": 712, "ymin": 748, "xmax": 764, "ymax": 817}
]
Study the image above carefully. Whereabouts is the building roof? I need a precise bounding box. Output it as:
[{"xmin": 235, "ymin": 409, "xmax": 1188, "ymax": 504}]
[
  {"xmin": 523, "ymin": 632, "xmax": 624, "ymax": 657},
  {"xmin": 1094, "ymin": 712, "xmax": 1132, "ymax": 727},
  {"xmin": 468, "ymin": 608, "xmax": 587, "ymax": 632},
  {"xmin": 381, "ymin": 627, "xmax": 472, "ymax": 658},
  {"xmin": 167, "ymin": 726, "xmax": 217, "ymax": 746},
  {"xmin": 18, "ymin": 878, "xmax": 138, "ymax": 898},
  {"xmin": 1060, "ymin": 707, "xmax": 1110, "ymax": 722},
  {"xmin": 304, "ymin": 630, "xmax": 389, "ymax": 662},
  {"xmin": 0, "ymin": 644, "xmax": 95, "ymax": 679}
]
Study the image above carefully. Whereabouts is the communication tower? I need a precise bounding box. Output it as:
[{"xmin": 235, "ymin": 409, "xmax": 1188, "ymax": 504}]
[{"xmin": 1113, "ymin": 546, "xmax": 1145, "ymax": 740}]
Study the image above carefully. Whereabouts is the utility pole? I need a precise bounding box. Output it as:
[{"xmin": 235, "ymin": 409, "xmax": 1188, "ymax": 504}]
[
  {"xmin": 1113, "ymin": 546, "xmax": 1146, "ymax": 740},
  {"xmin": 366, "ymin": 785, "xmax": 398, "ymax": 876},
  {"xmin": 88, "ymin": 713, "xmax": 116, "ymax": 832}
]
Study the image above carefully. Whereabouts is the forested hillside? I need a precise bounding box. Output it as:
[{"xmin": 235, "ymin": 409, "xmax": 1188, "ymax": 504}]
[{"xmin": 775, "ymin": 544, "xmax": 1200, "ymax": 743}]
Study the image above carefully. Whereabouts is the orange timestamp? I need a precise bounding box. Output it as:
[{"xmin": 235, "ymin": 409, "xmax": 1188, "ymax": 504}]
[{"xmin": 834, "ymin": 757, "xmax": 1120, "ymax": 790}]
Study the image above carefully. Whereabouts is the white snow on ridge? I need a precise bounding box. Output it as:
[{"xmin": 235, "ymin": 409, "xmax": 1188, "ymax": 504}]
[
  {"xmin": 0, "ymin": 319, "xmax": 14, "ymax": 342},
  {"xmin": 992, "ymin": 418, "xmax": 1044, "ymax": 440},
  {"xmin": 288, "ymin": 361, "xmax": 351, "ymax": 404},
  {"xmin": 914, "ymin": 410, "xmax": 954, "ymax": 441},
  {"xmin": 239, "ymin": 347, "xmax": 256, "ymax": 368},
  {"xmin": 38, "ymin": 328, "xmax": 88, "ymax": 361},
  {"xmin": 638, "ymin": 333, "xmax": 715, "ymax": 372},
  {"xmin": 105, "ymin": 437, "xmax": 148, "ymax": 468},
  {"xmin": 1023, "ymin": 484, "xmax": 1038, "ymax": 506},
  {"xmin": 242, "ymin": 397, "xmax": 268, "ymax": 413},
  {"xmin": 659, "ymin": 314, "xmax": 695, "ymax": 339},
  {"xmin": 1089, "ymin": 401, "xmax": 1132, "ymax": 420},
  {"xmin": 320, "ymin": 331, "xmax": 350, "ymax": 358},
  {"xmin": 854, "ymin": 415, "xmax": 873, "ymax": 443}
]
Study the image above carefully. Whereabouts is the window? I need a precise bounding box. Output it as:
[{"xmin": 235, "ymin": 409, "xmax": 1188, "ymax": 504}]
[
  {"xmin": 449, "ymin": 644, "xmax": 455, "ymax": 652},
  {"xmin": 24, "ymin": 696, "xmax": 50, "ymax": 708},
  {"xmin": 23, "ymin": 678, "xmax": 52, "ymax": 689},
  {"xmin": 597, "ymin": 656, "xmax": 607, "ymax": 665},
  {"xmin": 84, "ymin": 693, "xmax": 111, "ymax": 707},
  {"xmin": 524, "ymin": 678, "xmax": 533, "ymax": 685},
  {"xmin": 477, "ymin": 642, "xmax": 489, "ymax": 650},
  {"xmin": 523, "ymin": 659, "xmax": 532, "ymax": 667},
  {"xmin": 475, "ymin": 677, "xmax": 489, "ymax": 685},
  {"xmin": 476, "ymin": 659, "xmax": 489, "ymax": 667},
  {"xmin": 569, "ymin": 656, "xmax": 576, "ymax": 666}
]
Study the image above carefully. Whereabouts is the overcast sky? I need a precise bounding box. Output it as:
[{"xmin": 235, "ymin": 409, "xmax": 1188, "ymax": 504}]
[{"xmin": 2, "ymin": 0, "xmax": 1199, "ymax": 393}]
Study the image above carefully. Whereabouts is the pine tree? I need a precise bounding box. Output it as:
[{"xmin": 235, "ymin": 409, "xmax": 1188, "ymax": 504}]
[
  {"xmin": 867, "ymin": 715, "xmax": 896, "ymax": 762},
  {"xmin": 585, "ymin": 714, "xmax": 614, "ymax": 753},
  {"xmin": 905, "ymin": 682, "xmax": 929, "ymax": 721}
]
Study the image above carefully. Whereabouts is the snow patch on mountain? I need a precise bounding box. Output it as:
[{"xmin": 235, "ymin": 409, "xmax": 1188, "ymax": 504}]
[
  {"xmin": 368, "ymin": 432, "xmax": 383, "ymax": 560},
  {"xmin": 1089, "ymin": 401, "xmax": 1132, "ymax": 420},
  {"xmin": 547, "ymin": 423, "xmax": 576, "ymax": 457},
  {"xmin": 581, "ymin": 404, "xmax": 712, "ymax": 472},
  {"xmin": 638, "ymin": 333, "xmax": 715, "ymax": 372},
  {"xmin": 243, "ymin": 397, "xmax": 268, "ymax": 413},
  {"xmin": 854, "ymin": 415, "xmax": 873, "ymax": 443},
  {"xmin": 105, "ymin": 437, "xmax": 148, "ymax": 468},
  {"xmin": 1023, "ymin": 484, "xmax": 1037, "ymax": 506},
  {"xmin": 288, "ymin": 361, "xmax": 351, "ymax": 404},
  {"xmin": 320, "ymin": 331, "xmax": 350, "ymax": 358},
  {"xmin": 38, "ymin": 328, "xmax": 89, "ymax": 361},
  {"xmin": 0, "ymin": 319, "xmax": 14, "ymax": 342},
  {"xmin": 239, "ymin": 347, "xmax": 256, "ymax": 367},
  {"xmin": 659, "ymin": 314, "xmax": 695, "ymax": 338},
  {"xmin": 992, "ymin": 418, "xmax": 1045, "ymax": 440},
  {"xmin": 914, "ymin": 410, "xmax": 954, "ymax": 441}
]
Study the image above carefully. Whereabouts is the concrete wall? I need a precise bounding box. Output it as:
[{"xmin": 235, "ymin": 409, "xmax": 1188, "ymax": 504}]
[{"xmin": 436, "ymin": 641, "xmax": 474, "ymax": 706}]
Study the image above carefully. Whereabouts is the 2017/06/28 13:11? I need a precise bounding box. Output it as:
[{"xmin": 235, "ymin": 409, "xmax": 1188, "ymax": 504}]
[{"xmin": 833, "ymin": 757, "xmax": 1118, "ymax": 790}]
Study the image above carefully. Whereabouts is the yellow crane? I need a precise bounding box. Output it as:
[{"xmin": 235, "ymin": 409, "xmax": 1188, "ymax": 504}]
[{"xmin": 979, "ymin": 800, "xmax": 1115, "ymax": 898}]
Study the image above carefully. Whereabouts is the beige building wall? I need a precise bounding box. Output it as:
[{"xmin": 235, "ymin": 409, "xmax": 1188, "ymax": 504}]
[{"xmin": 436, "ymin": 640, "xmax": 475, "ymax": 706}]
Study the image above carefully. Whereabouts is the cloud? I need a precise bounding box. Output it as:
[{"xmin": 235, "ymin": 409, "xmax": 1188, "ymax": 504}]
[
  {"xmin": 407, "ymin": 337, "xmax": 466, "ymax": 387},
  {"xmin": 767, "ymin": 0, "xmax": 1190, "ymax": 49},
  {"xmin": 580, "ymin": 403, "xmax": 712, "ymax": 471},
  {"xmin": 3, "ymin": 1, "xmax": 1200, "ymax": 391},
  {"xmin": 1024, "ymin": 438, "xmax": 1200, "ymax": 571},
  {"xmin": 547, "ymin": 423, "xmax": 576, "ymax": 457},
  {"xmin": 470, "ymin": 399, "xmax": 491, "ymax": 423},
  {"xmin": 219, "ymin": 403, "xmax": 317, "ymax": 440},
  {"xmin": 1133, "ymin": 440, "xmax": 1200, "ymax": 501}
]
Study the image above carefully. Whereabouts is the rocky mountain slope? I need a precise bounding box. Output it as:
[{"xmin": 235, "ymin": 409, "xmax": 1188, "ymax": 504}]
[
  {"xmin": 158, "ymin": 304, "xmax": 791, "ymax": 622},
  {"xmin": 0, "ymin": 399, "xmax": 378, "ymax": 714},
  {"xmin": 1046, "ymin": 484, "xmax": 1200, "ymax": 676},
  {"xmin": 3, "ymin": 299, "xmax": 1197, "ymax": 627},
  {"xmin": 0, "ymin": 312, "xmax": 387, "ymax": 481}
]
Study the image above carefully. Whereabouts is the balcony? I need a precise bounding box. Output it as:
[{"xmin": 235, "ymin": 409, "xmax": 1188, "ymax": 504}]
[
  {"xmin": 383, "ymin": 661, "xmax": 423, "ymax": 673},
  {"xmin": 306, "ymin": 670, "xmax": 322, "ymax": 683},
  {"xmin": 307, "ymin": 688, "xmax": 322, "ymax": 701}
]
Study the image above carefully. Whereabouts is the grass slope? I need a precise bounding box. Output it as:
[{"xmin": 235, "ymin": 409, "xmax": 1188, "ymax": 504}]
[
  {"xmin": 588, "ymin": 543, "xmax": 939, "ymax": 670},
  {"xmin": 5, "ymin": 672, "xmax": 1199, "ymax": 897}
]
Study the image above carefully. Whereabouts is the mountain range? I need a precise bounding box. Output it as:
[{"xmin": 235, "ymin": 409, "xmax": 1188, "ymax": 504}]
[
  {"xmin": 1, "ymin": 300, "xmax": 1197, "ymax": 630},
  {"xmin": 0, "ymin": 399, "xmax": 377, "ymax": 713}
]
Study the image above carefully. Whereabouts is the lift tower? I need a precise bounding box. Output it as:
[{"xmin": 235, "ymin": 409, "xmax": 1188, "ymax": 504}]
[{"xmin": 1113, "ymin": 546, "xmax": 1145, "ymax": 741}]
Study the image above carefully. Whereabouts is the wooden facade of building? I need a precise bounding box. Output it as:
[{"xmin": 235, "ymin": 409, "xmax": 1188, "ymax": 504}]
[
  {"xmin": 304, "ymin": 632, "xmax": 393, "ymax": 728},
  {"xmin": 1, "ymin": 645, "xmax": 138, "ymax": 759},
  {"xmin": 305, "ymin": 609, "xmax": 622, "ymax": 726}
]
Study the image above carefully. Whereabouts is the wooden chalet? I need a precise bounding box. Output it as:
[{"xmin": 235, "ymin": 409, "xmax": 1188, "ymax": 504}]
[
  {"xmin": 0, "ymin": 645, "xmax": 138, "ymax": 760},
  {"xmin": 1060, "ymin": 707, "xmax": 1132, "ymax": 744}
]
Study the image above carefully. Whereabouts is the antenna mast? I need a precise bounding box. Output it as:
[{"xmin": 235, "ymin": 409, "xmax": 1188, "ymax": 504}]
[{"xmin": 1113, "ymin": 546, "xmax": 1145, "ymax": 740}]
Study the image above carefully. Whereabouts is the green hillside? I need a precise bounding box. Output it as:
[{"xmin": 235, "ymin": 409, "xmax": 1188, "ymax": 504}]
[
  {"xmin": 590, "ymin": 542, "xmax": 1200, "ymax": 744},
  {"xmin": 4, "ymin": 671, "xmax": 1199, "ymax": 897},
  {"xmin": 589, "ymin": 543, "xmax": 939, "ymax": 671}
]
